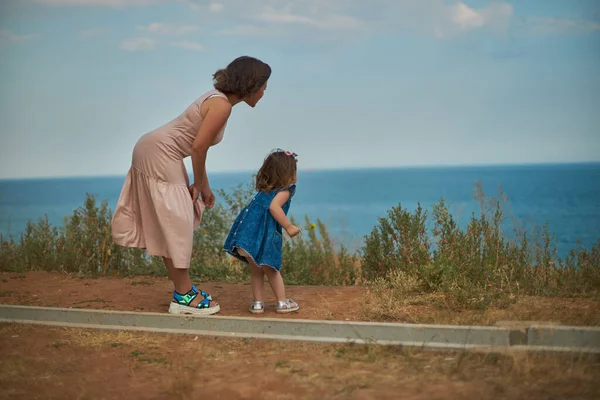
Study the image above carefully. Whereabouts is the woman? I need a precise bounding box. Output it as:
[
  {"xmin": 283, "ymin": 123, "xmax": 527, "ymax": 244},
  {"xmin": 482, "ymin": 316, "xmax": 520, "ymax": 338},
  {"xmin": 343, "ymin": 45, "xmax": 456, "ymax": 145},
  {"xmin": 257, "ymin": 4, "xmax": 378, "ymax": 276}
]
[{"xmin": 111, "ymin": 56, "xmax": 271, "ymax": 315}]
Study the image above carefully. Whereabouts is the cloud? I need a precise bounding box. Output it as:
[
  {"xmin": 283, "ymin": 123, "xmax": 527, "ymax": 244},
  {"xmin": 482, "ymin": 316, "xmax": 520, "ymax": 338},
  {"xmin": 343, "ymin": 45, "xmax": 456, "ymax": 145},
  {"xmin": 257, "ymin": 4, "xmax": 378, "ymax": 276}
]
[
  {"xmin": 254, "ymin": 8, "xmax": 363, "ymax": 30},
  {"xmin": 36, "ymin": 0, "xmax": 164, "ymax": 6},
  {"xmin": 170, "ymin": 41, "xmax": 204, "ymax": 51},
  {"xmin": 526, "ymin": 17, "xmax": 600, "ymax": 36},
  {"xmin": 212, "ymin": 0, "xmax": 513, "ymax": 40},
  {"xmin": 380, "ymin": 0, "xmax": 514, "ymax": 39},
  {"xmin": 209, "ymin": 2, "xmax": 223, "ymax": 12},
  {"xmin": 138, "ymin": 22, "xmax": 198, "ymax": 36},
  {"xmin": 0, "ymin": 29, "xmax": 39, "ymax": 45},
  {"xmin": 120, "ymin": 37, "xmax": 156, "ymax": 51},
  {"xmin": 451, "ymin": 3, "xmax": 486, "ymax": 31},
  {"xmin": 30, "ymin": 0, "xmax": 600, "ymax": 51},
  {"xmin": 120, "ymin": 37, "xmax": 203, "ymax": 52},
  {"xmin": 219, "ymin": 25, "xmax": 272, "ymax": 36},
  {"xmin": 34, "ymin": 1, "xmax": 516, "ymax": 40},
  {"xmin": 54, "ymin": 1, "xmax": 600, "ymax": 44},
  {"xmin": 78, "ymin": 28, "xmax": 111, "ymax": 38}
]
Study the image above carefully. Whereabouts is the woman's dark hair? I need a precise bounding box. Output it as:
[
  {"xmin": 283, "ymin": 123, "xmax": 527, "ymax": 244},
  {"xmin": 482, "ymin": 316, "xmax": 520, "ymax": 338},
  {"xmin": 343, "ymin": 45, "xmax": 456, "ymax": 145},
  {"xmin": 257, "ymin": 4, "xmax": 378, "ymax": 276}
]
[
  {"xmin": 256, "ymin": 149, "xmax": 297, "ymax": 192},
  {"xmin": 213, "ymin": 56, "xmax": 271, "ymax": 98}
]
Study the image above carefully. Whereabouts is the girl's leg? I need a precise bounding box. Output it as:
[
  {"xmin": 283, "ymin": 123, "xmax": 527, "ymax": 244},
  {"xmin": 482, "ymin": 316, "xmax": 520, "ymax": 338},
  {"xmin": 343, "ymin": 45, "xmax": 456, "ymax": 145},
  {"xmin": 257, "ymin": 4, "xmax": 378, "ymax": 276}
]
[
  {"xmin": 263, "ymin": 267, "xmax": 286, "ymax": 303},
  {"xmin": 249, "ymin": 261, "xmax": 265, "ymax": 302},
  {"xmin": 264, "ymin": 268, "xmax": 298, "ymax": 313},
  {"xmin": 236, "ymin": 249, "xmax": 266, "ymax": 302}
]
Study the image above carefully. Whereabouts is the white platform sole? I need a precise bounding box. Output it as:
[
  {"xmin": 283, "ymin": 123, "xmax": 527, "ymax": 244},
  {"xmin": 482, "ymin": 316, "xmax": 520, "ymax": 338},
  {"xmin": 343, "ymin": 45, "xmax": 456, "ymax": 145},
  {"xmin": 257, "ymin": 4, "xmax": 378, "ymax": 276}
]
[{"xmin": 168, "ymin": 301, "xmax": 220, "ymax": 316}]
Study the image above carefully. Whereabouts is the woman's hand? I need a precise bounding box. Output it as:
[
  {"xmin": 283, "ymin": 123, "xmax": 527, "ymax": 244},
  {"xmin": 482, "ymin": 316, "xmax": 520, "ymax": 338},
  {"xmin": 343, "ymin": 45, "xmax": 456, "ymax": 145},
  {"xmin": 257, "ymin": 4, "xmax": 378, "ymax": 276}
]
[
  {"xmin": 200, "ymin": 185, "xmax": 215, "ymax": 209},
  {"xmin": 188, "ymin": 185, "xmax": 199, "ymax": 202},
  {"xmin": 189, "ymin": 183, "xmax": 215, "ymax": 208}
]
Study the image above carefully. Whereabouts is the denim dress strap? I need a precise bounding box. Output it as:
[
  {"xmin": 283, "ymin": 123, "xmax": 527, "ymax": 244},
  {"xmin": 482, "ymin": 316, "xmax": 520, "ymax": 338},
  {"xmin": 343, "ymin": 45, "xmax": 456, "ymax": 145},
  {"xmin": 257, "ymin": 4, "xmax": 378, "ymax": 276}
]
[{"xmin": 277, "ymin": 184, "xmax": 296, "ymax": 198}]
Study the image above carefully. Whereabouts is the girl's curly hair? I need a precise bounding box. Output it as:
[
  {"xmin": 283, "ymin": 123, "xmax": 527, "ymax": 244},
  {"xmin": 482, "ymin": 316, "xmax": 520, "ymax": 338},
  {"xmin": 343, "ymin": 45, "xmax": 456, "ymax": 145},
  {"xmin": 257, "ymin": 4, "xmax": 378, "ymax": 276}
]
[{"xmin": 255, "ymin": 149, "xmax": 297, "ymax": 192}]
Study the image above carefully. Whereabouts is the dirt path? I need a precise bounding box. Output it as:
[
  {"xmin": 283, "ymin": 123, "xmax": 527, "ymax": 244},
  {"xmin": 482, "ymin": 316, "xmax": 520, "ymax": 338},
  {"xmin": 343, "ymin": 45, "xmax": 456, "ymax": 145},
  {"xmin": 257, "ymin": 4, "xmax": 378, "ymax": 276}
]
[
  {"xmin": 1, "ymin": 323, "xmax": 598, "ymax": 400},
  {"xmin": 0, "ymin": 272, "xmax": 364, "ymax": 321},
  {"xmin": 1, "ymin": 272, "xmax": 598, "ymax": 326}
]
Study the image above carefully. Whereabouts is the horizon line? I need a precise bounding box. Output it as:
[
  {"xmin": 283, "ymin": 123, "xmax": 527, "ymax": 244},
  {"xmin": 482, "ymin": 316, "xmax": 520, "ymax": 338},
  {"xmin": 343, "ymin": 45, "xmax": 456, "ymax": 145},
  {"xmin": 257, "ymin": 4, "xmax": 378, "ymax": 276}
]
[{"xmin": 1, "ymin": 160, "xmax": 599, "ymax": 182}]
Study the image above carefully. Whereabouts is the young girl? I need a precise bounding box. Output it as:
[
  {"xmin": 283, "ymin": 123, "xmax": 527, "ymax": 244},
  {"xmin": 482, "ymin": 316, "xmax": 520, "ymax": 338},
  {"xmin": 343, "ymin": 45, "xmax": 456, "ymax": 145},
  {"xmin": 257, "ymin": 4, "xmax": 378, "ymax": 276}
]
[{"xmin": 224, "ymin": 149, "xmax": 301, "ymax": 314}]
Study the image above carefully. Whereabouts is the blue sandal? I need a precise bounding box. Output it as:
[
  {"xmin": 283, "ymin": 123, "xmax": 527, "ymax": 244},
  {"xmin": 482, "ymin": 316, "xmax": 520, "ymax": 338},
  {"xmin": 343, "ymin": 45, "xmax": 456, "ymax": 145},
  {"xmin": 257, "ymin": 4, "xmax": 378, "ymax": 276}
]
[{"xmin": 168, "ymin": 285, "xmax": 220, "ymax": 316}]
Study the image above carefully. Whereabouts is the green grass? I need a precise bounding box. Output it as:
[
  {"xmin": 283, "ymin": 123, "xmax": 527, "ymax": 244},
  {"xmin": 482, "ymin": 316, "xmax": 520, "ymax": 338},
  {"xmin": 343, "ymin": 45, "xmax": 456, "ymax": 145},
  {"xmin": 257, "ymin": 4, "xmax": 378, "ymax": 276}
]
[
  {"xmin": 1, "ymin": 181, "xmax": 598, "ymax": 312},
  {"xmin": 361, "ymin": 182, "xmax": 599, "ymax": 310}
]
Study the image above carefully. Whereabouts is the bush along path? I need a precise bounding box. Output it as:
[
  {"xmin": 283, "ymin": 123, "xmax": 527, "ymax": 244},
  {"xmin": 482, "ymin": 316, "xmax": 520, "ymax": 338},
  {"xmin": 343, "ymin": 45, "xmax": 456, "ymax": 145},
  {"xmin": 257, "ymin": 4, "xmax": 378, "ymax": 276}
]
[{"xmin": 0, "ymin": 181, "xmax": 598, "ymax": 320}]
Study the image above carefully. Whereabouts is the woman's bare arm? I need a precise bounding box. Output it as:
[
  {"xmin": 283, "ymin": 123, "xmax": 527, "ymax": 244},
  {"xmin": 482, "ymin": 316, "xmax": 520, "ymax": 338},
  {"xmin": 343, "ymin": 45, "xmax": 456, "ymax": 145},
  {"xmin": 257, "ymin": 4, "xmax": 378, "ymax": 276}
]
[{"xmin": 191, "ymin": 98, "xmax": 232, "ymax": 192}]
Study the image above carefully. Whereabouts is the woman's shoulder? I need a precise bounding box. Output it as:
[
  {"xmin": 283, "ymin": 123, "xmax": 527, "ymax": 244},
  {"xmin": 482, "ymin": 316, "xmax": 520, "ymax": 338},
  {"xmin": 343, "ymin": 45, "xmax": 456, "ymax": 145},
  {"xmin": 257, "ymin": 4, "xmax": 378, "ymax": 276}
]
[
  {"xmin": 193, "ymin": 90, "xmax": 231, "ymax": 121},
  {"xmin": 196, "ymin": 89, "xmax": 228, "ymax": 103},
  {"xmin": 192, "ymin": 90, "xmax": 229, "ymax": 109}
]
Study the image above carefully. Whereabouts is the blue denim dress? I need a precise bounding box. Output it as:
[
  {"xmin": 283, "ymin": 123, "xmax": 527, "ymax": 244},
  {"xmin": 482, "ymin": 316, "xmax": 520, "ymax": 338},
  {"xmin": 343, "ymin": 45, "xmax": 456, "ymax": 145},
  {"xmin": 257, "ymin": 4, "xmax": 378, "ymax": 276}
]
[{"xmin": 223, "ymin": 185, "xmax": 296, "ymax": 271}]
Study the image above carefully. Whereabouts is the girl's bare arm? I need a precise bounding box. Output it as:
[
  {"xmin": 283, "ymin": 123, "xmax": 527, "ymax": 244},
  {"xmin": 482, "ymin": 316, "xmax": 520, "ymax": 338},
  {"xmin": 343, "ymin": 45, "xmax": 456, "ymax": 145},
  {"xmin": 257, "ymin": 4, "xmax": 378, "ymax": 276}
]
[{"xmin": 269, "ymin": 190, "xmax": 300, "ymax": 237}]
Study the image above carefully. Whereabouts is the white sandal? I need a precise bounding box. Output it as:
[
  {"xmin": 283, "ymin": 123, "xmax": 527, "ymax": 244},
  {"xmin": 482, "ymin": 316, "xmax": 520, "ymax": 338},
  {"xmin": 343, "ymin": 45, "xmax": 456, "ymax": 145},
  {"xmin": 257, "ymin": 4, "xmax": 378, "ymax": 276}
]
[
  {"xmin": 249, "ymin": 301, "xmax": 265, "ymax": 314},
  {"xmin": 276, "ymin": 299, "xmax": 299, "ymax": 314}
]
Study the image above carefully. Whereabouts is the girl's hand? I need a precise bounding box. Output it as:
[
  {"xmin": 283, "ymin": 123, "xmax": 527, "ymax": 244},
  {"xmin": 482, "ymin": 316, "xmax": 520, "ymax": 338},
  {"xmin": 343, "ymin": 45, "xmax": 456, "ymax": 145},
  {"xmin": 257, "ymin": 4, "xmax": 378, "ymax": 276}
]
[
  {"xmin": 200, "ymin": 185, "xmax": 216, "ymax": 209},
  {"xmin": 188, "ymin": 185, "xmax": 199, "ymax": 202},
  {"xmin": 285, "ymin": 225, "xmax": 301, "ymax": 238}
]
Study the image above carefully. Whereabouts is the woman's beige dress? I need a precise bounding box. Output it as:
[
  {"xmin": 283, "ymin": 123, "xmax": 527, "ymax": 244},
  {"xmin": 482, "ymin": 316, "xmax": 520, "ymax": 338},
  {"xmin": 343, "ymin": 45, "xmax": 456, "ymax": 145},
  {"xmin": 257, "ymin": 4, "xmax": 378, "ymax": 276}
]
[{"xmin": 111, "ymin": 90, "xmax": 228, "ymax": 269}]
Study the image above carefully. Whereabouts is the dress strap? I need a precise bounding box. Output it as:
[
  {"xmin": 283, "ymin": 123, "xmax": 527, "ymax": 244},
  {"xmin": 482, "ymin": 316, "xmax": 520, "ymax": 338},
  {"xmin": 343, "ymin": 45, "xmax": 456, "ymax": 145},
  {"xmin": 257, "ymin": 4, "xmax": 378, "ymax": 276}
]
[
  {"xmin": 277, "ymin": 184, "xmax": 296, "ymax": 198},
  {"xmin": 206, "ymin": 90, "xmax": 228, "ymax": 101}
]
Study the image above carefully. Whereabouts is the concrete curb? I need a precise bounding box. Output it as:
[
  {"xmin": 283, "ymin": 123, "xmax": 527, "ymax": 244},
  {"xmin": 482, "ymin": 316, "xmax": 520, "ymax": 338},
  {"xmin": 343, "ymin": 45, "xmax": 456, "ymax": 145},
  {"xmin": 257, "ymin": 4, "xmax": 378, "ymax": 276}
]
[
  {"xmin": 528, "ymin": 325, "xmax": 600, "ymax": 349},
  {"xmin": 1, "ymin": 305, "xmax": 598, "ymax": 354}
]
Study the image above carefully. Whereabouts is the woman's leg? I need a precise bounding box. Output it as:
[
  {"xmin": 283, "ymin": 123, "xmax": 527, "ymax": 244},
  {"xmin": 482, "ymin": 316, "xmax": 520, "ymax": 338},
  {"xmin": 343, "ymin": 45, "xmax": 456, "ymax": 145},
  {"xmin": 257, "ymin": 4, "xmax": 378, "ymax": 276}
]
[
  {"xmin": 164, "ymin": 257, "xmax": 192, "ymax": 292},
  {"xmin": 163, "ymin": 257, "xmax": 210, "ymax": 308}
]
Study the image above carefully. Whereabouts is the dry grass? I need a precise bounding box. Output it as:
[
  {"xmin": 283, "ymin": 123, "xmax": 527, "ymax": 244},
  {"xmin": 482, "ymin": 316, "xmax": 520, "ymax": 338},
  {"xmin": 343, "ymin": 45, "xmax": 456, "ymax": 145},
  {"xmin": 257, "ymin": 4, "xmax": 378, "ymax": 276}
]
[
  {"xmin": 67, "ymin": 328, "xmax": 168, "ymax": 348},
  {"xmin": 1, "ymin": 323, "xmax": 599, "ymax": 400},
  {"xmin": 361, "ymin": 269, "xmax": 600, "ymax": 326}
]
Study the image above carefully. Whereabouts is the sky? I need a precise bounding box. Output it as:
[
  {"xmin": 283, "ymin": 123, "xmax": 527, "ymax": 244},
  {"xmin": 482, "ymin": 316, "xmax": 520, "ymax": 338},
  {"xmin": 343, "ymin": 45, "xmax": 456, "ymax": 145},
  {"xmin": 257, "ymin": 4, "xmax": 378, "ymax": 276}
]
[{"xmin": 0, "ymin": 0, "xmax": 599, "ymax": 179}]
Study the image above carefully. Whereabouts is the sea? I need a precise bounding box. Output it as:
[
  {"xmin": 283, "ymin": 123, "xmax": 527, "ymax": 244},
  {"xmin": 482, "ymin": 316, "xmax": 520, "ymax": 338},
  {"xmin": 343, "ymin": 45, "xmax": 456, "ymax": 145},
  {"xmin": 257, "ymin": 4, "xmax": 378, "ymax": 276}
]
[{"xmin": 1, "ymin": 163, "xmax": 599, "ymax": 258}]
